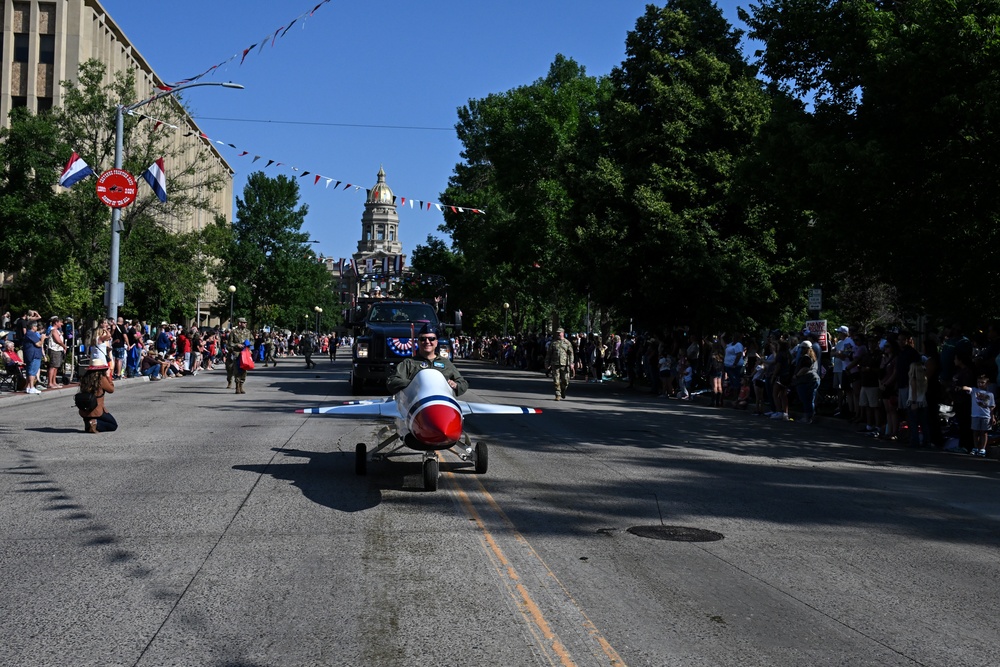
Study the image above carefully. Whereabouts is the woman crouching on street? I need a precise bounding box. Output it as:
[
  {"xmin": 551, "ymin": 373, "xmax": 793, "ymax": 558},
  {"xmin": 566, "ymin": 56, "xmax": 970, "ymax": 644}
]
[{"xmin": 76, "ymin": 360, "xmax": 118, "ymax": 434}]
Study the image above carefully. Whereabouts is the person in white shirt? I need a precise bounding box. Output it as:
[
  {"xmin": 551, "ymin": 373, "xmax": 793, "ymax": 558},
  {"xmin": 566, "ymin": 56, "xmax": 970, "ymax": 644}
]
[
  {"xmin": 46, "ymin": 317, "xmax": 67, "ymax": 388},
  {"xmin": 832, "ymin": 325, "xmax": 855, "ymax": 417}
]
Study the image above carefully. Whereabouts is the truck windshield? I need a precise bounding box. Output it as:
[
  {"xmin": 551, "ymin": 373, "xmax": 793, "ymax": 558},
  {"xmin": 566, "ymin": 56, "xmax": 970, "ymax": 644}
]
[{"xmin": 368, "ymin": 303, "xmax": 437, "ymax": 324}]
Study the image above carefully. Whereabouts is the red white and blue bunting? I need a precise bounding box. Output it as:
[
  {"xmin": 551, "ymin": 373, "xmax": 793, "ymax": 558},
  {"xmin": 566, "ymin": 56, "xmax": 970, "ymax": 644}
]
[
  {"xmin": 131, "ymin": 111, "xmax": 486, "ymax": 215},
  {"xmin": 156, "ymin": 1, "xmax": 333, "ymax": 92}
]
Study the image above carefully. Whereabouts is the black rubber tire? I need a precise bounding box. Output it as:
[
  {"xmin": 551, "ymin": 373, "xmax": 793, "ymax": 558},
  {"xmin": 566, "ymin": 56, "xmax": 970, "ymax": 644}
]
[
  {"xmin": 355, "ymin": 443, "xmax": 367, "ymax": 475},
  {"xmin": 423, "ymin": 458, "xmax": 439, "ymax": 491},
  {"xmin": 474, "ymin": 441, "xmax": 489, "ymax": 474},
  {"xmin": 350, "ymin": 373, "xmax": 364, "ymax": 396}
]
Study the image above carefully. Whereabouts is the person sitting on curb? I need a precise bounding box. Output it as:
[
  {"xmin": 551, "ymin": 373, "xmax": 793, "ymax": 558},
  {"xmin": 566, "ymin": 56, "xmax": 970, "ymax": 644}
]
[
  {"xmin": 139, "ymin": 347, "xmax": 165, "ymax": 381},
  {"xmin": 75, "ymin": 360, "xmax": 118, "ymax": 433}
]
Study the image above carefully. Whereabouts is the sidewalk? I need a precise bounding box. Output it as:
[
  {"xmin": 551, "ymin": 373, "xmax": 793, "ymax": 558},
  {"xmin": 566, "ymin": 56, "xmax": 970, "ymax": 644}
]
[
  {"xmin": 0, "ymin": 372, "xmax": 175, "ymax": 408},
  {"xmin": 530, "ymin": 366, "xmax": 1000, "ymax": 461}
]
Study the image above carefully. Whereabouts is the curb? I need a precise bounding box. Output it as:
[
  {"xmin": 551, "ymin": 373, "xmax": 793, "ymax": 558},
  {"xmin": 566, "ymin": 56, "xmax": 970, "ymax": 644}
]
[{"xmin": 0, "ymin": 374, "xmax": 151, "ymax": 409}]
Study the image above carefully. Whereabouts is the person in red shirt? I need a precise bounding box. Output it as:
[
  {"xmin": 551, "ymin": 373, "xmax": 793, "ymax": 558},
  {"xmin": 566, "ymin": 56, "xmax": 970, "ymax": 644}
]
[{"xmin": 177, "ymin": 329, "xmax": 191, "ymax": 373}]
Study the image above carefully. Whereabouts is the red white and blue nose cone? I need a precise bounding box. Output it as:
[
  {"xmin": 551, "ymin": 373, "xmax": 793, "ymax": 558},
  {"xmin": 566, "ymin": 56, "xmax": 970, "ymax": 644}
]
[{"xmin": 411, "ymin": 403, "xmax": 463, "ymax": 446}]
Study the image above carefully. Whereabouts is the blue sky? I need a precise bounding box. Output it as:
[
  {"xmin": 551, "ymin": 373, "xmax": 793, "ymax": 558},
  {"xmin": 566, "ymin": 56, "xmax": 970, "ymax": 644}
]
[{"xmin": 99, "ymin": 0, "xmax": 748, "ymax": 265}]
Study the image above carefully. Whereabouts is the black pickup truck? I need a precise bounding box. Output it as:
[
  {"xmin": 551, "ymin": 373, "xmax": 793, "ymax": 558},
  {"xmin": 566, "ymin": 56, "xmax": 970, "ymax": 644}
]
[{"xmin": 347, "ymin": 299, "xmax": 453, "ymax": 395}]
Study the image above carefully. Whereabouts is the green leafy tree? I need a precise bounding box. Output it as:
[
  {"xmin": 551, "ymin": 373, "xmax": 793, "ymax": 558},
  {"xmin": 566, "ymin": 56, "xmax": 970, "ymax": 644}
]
[
  {"xmin": 408, "ymin": 235, "xmax": 468, "ymax": 328},
  {"xmin": 441, "ymin": 55, "xmax": 609, "ymax": 333},
  {"xmin": 0, "ymin": 107, "xmax": 82, "ymax": 316},
  {"xmin": 581, "ymin": 0, "xmax": 782, "ymax": 332},
  {"xmin": 45, "ymin": 257, "xmax": 95, "ymax": 320},
  {"xmin": 0, "ymin": 59, "xmax": 233, "ymax": 323},
  {"xmin": 219, "ymin": 172, "xmax": 337, "ymax": 330},
  {"xmin": 0, "ymin": 108, "xmax": 67, "ymax": 267},
  {"xmin": 119, "ymin": 223, "xmax": 211, "ymax": 323},
  {"xmin": 742, "ymin": 0, "xmax": 1000, "ymax": 323}
]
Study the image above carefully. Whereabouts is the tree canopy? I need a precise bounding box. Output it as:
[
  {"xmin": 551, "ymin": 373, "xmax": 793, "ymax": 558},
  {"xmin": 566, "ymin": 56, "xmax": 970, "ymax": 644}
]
[
  {"xmin": 216, "ymin": 172, "xmax": 338, "ymax": 330},
  {"xmin": 434, "ymin": 0, "xmax": 787, "ymax": 335},
  {"xmin": 742, "ymin": 0, "xmax": 1000, "ymax": 323},
  {"xmin": 0, "ymin": 60, "xmax": 230, "ymax": 324},
  {"xmin": 424, "ymin": 0, "xmax": 1000, "ymax": 336}
]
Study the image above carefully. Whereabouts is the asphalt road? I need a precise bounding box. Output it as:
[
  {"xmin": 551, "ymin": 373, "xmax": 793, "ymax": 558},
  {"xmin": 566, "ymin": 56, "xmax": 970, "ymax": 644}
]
[{"xmin": 2, "ymin": 358, "xmax": 999, "ymax": 667}]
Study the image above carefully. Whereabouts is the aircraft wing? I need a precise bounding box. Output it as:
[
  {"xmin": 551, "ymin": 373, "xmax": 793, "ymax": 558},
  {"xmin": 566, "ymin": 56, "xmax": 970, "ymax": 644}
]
[
  {"xmin": 296, "ymin": 398, "xmax": 401, "ymax": 418},
  {"xmin": 458, "ymin": 402, "xmax": 542, "ymax": 416}
]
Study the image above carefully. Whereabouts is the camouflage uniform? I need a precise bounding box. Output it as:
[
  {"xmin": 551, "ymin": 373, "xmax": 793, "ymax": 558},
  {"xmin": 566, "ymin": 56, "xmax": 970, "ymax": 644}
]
[
  {"xmin": 545, "ymin": 329, "xmax": 575, "ymax": 400},
  {"xmin": 226, "ymin": 319, "xmax": 253, "ymax": 394},
  {"xmin": 264, "ymin": 335, "xmax": 277, "ymax": 367},
  {"xmin": 300, "ymin": 333, "xmax": 316, "ymax": 369},
  {"xmin": 387, "ymin": 356, "xmax": 468, "ymax": 396}
]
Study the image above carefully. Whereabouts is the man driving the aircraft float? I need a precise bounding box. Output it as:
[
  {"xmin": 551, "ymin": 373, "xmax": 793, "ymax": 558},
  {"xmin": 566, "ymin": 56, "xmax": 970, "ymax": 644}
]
[{"xmin": 387, "ymin": 324, "xmax": 468, "ymax": 396}]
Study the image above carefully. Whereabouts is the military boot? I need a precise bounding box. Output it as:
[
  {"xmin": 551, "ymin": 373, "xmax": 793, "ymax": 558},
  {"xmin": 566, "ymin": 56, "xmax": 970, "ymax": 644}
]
[
  {"xmin": 227, "ymin": 378, "xmax": 233, "ymax": 389},
  {"xmin": 238, "ymin": 381, "xmax": 246, "ymax": 394}
]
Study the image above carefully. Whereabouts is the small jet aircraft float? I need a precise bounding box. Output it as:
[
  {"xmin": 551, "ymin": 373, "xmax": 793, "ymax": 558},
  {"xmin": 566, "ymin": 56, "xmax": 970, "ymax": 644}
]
[{"xmin": 296, "ymin": 368, "xmax": 541, "ymax": 490}]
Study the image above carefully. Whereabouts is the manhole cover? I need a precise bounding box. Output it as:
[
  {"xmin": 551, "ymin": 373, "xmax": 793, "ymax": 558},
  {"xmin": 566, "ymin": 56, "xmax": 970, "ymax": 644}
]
[{"xmin": 627, "ymin": 525, "xmax": 724, "ymax": 542}]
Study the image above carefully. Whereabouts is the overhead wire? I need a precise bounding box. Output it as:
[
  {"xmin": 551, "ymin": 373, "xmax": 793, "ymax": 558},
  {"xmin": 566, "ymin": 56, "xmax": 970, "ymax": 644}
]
[{"xmin": 191, "ymin": 116, "xmax": 453, "ymax": 132}]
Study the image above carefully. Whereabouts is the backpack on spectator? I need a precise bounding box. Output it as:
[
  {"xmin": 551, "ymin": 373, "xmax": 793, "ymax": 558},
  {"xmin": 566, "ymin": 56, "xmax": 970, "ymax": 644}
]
[{"xmin": 74, "ymin": 391, "xmax": 97, "ymax": 412}]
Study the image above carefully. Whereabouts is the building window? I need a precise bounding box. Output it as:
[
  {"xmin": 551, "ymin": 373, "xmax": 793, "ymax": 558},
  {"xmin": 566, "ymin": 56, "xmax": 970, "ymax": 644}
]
[
  {"xmin": 389, "ymin": 229, "xmax": 395, "ymax": 241},
  {"xmin": 14, "ymin": 34, "xmax": 29, "ymax": 62},
  {"xmin": 39, "ymin": 35, "xmax": 54, "ymax": 65},
  {"xmin": 37, "ymin": 97, "xmax": 53, "ymax": 113},
  {"xmin": 377, "ymin": 228, "xmax": 385, "ymax": 241},
  {"xmin": 12, "ymin": 97, "xmax": 28, "ymax": 108}
]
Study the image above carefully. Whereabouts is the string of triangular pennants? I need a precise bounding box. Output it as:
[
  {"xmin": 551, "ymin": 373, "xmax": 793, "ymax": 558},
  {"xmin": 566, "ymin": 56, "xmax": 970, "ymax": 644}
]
[
  {"xmin": 131, "ymin": 111, "xmax": 487, "ymax": 215},
  {"xmin": 157, "ymin": 0, "xmax": 332, "ymax": 92}
]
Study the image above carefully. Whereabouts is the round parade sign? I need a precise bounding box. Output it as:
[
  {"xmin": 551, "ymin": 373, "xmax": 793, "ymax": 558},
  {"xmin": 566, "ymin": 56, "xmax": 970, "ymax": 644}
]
[{"xmin": 95, "ymin": 169, "xmax": 138, "ymax": 208}]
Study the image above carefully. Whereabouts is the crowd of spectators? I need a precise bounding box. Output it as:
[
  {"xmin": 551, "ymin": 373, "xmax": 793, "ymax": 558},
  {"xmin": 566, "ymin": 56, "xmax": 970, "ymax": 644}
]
[
  {"xmin": 459, "ymin": 322, "xmax": 1000, "ymax": 457},
  {"xmin": 1, "ymin": 308, "xmax": 347, "ymax": 394},
  {"xmin": 4, "ymin": 308, "xmax": 998, "ymax": 456}
]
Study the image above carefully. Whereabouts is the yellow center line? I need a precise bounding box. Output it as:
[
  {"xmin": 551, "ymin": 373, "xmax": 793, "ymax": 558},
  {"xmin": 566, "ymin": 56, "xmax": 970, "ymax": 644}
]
[{"xmin": 444, "ymin": 463, "xmax": 627, "ymax": 667}]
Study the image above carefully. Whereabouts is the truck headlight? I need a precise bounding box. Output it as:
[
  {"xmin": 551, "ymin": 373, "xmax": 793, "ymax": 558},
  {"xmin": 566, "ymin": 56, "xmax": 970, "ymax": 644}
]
[{"xmin": 356, "ymin": 343, "xmax": 368, "ymax": 359}]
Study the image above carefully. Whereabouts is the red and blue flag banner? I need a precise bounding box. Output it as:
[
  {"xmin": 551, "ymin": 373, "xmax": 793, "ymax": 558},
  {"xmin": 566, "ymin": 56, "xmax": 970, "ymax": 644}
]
[
  {"xmin": 382, "ymin": 257, "xmax": 389, "ymax": 274},
  {"xmin": 58, "ymin": 152, "xmax": 95, "ymax": 188},
  {"xmin": 141, "ymin": 158, "xmax": 168, "ymax": 203},
  {"xmin": 131, "ymin": 115, "xmax": 487, "ymax": 214},
  {"xmin": 160, "ymin": 0, "xmax": 332, "ymax": 90},
  {"xmin": 394, "ymin": 255, "xmax": 404, "ymax": 274}
]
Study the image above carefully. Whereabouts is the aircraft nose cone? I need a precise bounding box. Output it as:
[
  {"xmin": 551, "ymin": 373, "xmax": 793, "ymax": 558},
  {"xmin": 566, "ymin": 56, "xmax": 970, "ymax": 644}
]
[{"xmin": 412, "ymin": 403, "xmax": 462, "ymax": 446}]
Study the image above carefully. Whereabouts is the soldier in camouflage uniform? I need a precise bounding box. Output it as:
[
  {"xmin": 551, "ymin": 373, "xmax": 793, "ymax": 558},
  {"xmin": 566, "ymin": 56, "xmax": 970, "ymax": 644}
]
[
  {"xmin": 545, "ymin": 327, "xmax": 575, "ymax": 400},
  {"xmin": 226, "ymin": 316, "xmax": 253, "ymax": 394},
  {"xmin": 300, "ymin": 331, "xmax": 316, "ymax": 369},
  {"xmin": 264, "ymin": 333, "xmax": 277, "ymax": 367}
]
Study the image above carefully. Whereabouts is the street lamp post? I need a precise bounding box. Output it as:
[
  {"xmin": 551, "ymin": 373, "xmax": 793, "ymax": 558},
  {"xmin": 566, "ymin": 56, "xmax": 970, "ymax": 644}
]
[
  {"xmin": 503, "ymin": 302, "xmax": 509, "ymax": 338},
  {"xmin": 106, "ymin": 82, "xmax": 244, "ymax": 320},
  {"xmin": 228, "ymin": 285, "xmax": 236, "ymax": 326},
  {"xmin": 314, "ymin": 306, "xmax": 323, "ymax": 332}
]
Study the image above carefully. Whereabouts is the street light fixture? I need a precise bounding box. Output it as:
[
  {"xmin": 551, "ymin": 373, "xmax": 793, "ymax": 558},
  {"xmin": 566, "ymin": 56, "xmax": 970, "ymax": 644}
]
[
  {"xmin": 106, "ymin": 81, "xmax": 244, "ymax": 320},
  {"xmin": 228, "ymin": 285, "xmax": 236, "ymax": 326},
  {"xmin": 314, "ymin": 306, "xmax": 323, "ymax": 333},
  {"xmin": 503, "ymin": 302, "xmax": 509, "ymax": 338}
]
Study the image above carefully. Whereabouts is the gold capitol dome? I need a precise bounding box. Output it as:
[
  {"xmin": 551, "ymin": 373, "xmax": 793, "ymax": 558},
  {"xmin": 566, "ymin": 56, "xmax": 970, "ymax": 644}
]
[{"xmin": 367, "ymin": 165, "xmax": 395, "ymax": 204}]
